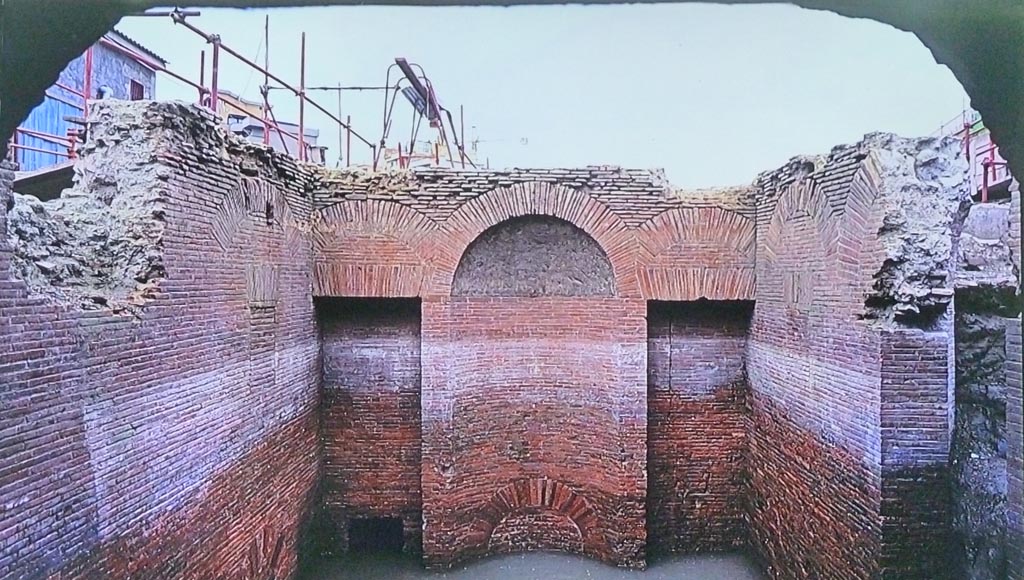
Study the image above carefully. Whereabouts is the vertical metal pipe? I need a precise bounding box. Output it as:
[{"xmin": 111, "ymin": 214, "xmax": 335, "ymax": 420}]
[
  {"xmin": 460, "ymin": 105, "xmax": 466, "ymax": 168},
  {"xmin": 83, "ymin": 47, "xmax": 93, "ymax": 117},
  {"xmin": 336, "ymin": 81, "xmax": 343, "ymax": 166},
  {"xmin": 210, "ymin": 36, "xmax": 221, "ymax": 112},
  {"xmin": 346, "ymin": 115, "xmax": 351, "ymax": 167},
  {"xmin": 990, "ymin": 145, "xmax": 998, "ymax": 181},
  {"xmin": 199, "ymin": 50, "xmax": 206, "ymax": 104},
  {"xmin": 263, "ymin": 15, "xmax": 270, "ymax": 145},
  {"xmin": 298, "ymin": 32, "xmax": 306, "ymax": 162},
  {"xmin": 982, "ymin": 161, "xmax": 990, "ymax": 203}
]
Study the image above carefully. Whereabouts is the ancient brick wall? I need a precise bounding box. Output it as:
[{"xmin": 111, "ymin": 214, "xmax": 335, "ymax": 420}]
[
  {"xmin": 1007, "ymin": 315, "xmax": 1023, "ymax": 580},
  {"xmin": 319, "ymin": 298, "xmax": 422, "ymax": 553},
  {"xmin": 647, "ymin": 301, "xmax": 751, "ymax": 554},
  {"xmin": 748, "ymin": 147, "xmax": 883, "ymax": 580},
  {"xmin": 1008, "ymin": 186, "xmax": 1024, "ymax": 580},
  {"xmin": 0, "ymin": 101, "xmax": 320, "ymax": 579},
  {"xmin": 421, "ymin": 295, "xmax": 647, "ymax": 566},
  {"xmin": 312, "ymin": 172, "xmax": 757, "ymax": 567},
  {"xmin": 422, "ymin": 208, "xmax": 648, "ymax": 567},
  {"xmin": 879, "ymin": 329, "xmax": 954, "ymax": 578},
  {"xmin": 4, "ymin": 98, "xmax": 979, "ymax": 578},
  {"xmin": 748, "ymin": 134, "xmax": 968, "ymax": 579}
]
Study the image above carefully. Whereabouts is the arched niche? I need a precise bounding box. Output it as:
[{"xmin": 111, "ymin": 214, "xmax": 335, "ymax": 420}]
[{"xmin": 451, "ymin": 215, "xmax": 616, "ymax": 297}]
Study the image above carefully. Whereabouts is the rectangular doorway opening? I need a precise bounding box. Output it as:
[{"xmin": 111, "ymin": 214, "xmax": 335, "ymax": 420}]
[
  {"xmin": 646, "ymin": 299, "xmax": 753, "ymax": 554},
  {"xmin": 316, "ymin": 297, "xmax": 423, "ymax": 556},
  {"xmin": 348, "ymin": 517, "xmax": 405, "ymax": 553}
]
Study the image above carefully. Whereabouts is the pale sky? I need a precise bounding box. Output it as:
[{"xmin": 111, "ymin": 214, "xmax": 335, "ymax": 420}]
[{"xmin": 118, "ymin": 4, "xmax": 969, "ymax": 188}]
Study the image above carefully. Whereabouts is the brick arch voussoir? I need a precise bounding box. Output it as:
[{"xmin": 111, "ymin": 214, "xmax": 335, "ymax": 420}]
[
  {"xmin": 432, "ymin": 182, "xmax": 639, "ymax": 297},
  {"xmin": 312, "ymin": 199, "xmax": 438, "ymax": 297},
  {"xmin": 209, "ymin": 177, "xmax": 307, "ymax": 253},
  {"xmin": 313, "ymin": 199, "xmax": 438, "ymax": 266},
  {"xmin": 837, "ymin": 153, "xmax": 885, "ymax": 303},
  {"xmin": 763, "ymin": 178, "xmax": 838, "ymax": 265},
  {"xmin": 635, "ymin": 206, "xmax": 755, "ymax": 263},
  {"xmin": 480, "ymin": 479, "xmax": 601, "ymax": 542}
]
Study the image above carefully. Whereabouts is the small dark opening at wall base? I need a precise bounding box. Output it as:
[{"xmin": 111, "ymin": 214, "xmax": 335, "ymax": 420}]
[{"xmin": 348, "ymin": 518, "xmax": 404, "ymax": 553}]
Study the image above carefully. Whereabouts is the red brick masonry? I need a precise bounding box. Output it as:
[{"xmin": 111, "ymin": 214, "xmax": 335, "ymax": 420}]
[{"xmin": 0, "ymin": 103, "xmax": 971, "ymax": 579}]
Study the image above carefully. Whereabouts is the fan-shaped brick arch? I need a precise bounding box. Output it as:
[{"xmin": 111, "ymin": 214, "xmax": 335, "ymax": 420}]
[
  {"xmin": 209, "ymin": 177, "xmax": 305, "ymax": 252},
  {"xmin": 837, "ymin": 154, "xmax": 885, "ymax": 314},
  {"xmin": 431, "ymin": 182, "xmax": 640, "ymax": 297},
  {"xmin": 313, "ymin": 200, "xmax": 438, "ymax": 297},
  {"xmin": 762, "ymin": 178, "xmax": 840, "ymax": 314},
  {"xmin": 479, "ymin": 479, "xmax": 603, "ymax": 552},
  {"xmin": 635, "ymin": 207, "xmax": 756, "ymax": 300},
  {"xmin": 764, "ymin": 178, "xmax": 839, "ymax": 264},
  {"xmin": 207, "ymin": 178, "xmax": 308, "ymax": 306}
]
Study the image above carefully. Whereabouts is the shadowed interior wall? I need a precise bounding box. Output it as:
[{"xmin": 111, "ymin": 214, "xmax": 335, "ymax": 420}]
[
  {"xmin": 319, "ymin": 297, "xmax": 422, "ymax": 553},
  {"xmin": 647, "ymin": 300, "xmax": 752, "ymax": 554},
  {"xmin": 0, "ymin": 102, "xmax": 321, "ymax": 580}
]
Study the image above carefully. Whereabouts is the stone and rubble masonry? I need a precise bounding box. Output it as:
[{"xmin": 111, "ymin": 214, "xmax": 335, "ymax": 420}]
[
  {"xmin": 951, "ymin": 196, "xmax": 1020, "ymax": 580},
  {"xmin": 0, "ymin": 101, "xmax": 320, "ymax": 579}
]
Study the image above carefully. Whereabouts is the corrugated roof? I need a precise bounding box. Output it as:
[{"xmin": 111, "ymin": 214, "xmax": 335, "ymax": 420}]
[{"xmin": 108, "ymin": 28, "xmax": 167, "ymax": 65}]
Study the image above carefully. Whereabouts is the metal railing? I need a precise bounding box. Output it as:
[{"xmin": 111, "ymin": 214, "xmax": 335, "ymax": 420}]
[{"xmin": 168, "ymin": 9, "xmax": 377, "ymax": 167}]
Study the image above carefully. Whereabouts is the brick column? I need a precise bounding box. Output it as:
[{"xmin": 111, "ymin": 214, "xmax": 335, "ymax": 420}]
[
  {"xmin": 1006, "ymin": 184, "xmax": 1023, "ymax": 580},
  {"xmin": 879, "ymin": 328, "xmax": 954, "ymax": 579},
  {"xmin": 1008, "ymin": 316, "xmax": 1023, "ymax": 580}
]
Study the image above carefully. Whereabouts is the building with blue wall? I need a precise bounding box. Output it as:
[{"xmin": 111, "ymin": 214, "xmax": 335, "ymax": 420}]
[{"xmin": 11, "ymin": 29, "xmax": 165, "ymax": 173}]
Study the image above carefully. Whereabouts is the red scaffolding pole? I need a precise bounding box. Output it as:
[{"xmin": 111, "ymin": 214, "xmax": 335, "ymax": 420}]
[
  {"xmin": 83, "ymin": 47, "xmax": 93, "ymax": 116},
  {"xmin": 263, "ymin": 14, "xmax": 270, "ymax": 146},
  {"xmin": 298, "ymin": 32, "xmax": 306, "ymax": 162},
  {"xmin": 169, "ymin": 10, "xmax": 375, "ymax": 155}
]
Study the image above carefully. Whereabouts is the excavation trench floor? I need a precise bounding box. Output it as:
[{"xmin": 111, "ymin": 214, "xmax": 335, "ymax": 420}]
[{"xmin": 303, "ymin": 552, "xmax": 765, "ymax": 580}]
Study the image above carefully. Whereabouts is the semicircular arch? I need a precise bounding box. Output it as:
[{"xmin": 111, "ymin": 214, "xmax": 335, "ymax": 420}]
[
  {"xmin": 478, "ymin": 478, "xmax": 603, "ymax": 550},
  {"xmin": 432, "ymin": 182, "xmax": 639, "ymax": 297}
]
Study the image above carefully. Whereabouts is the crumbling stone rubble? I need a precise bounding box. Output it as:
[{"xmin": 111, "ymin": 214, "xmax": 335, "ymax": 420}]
[
  {"xmin": 4, "ymin": 99, "xmax": 328, "ymax": 314},
  {"xmin": 864, "ymin": 133, "xmax": 971, "ymax": 326},
  {"xmin": 952, "ymin": 196, "xmax": 1020, "ymax": 580},
  {"xmin": 6, "ymin": 101, "xmax": 170, "ymax": 312}
]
